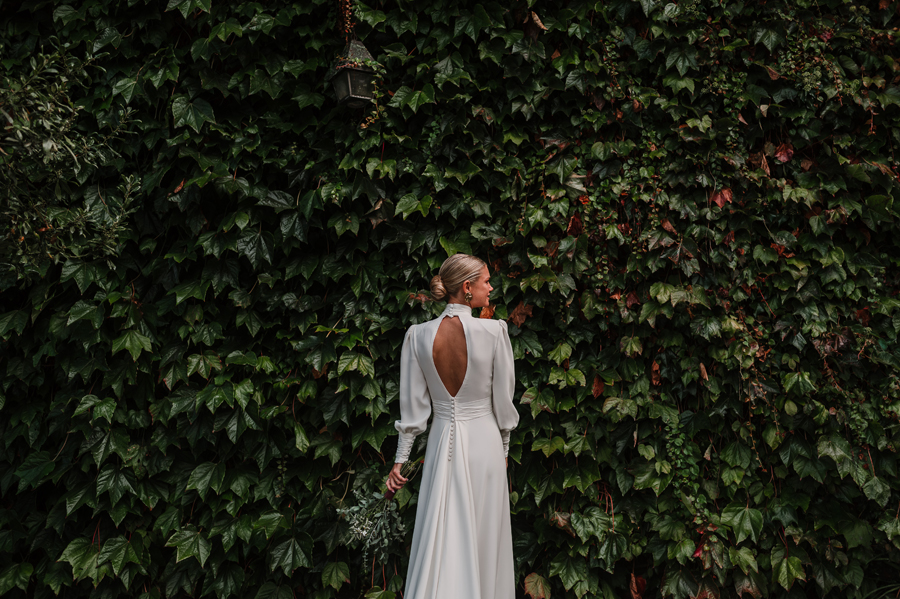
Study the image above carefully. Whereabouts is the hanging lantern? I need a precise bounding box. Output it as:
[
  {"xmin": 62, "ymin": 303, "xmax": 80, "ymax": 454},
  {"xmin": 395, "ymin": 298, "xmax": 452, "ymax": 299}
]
[{"xmin": 329, "ymin": 40, "xmax": 376, "ymax": 108}]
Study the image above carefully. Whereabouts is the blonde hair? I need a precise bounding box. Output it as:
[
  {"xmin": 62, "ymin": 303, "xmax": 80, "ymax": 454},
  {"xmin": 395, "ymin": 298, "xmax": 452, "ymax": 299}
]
[{"xmin": 430, "ymin": 254, "xmax": 486, "ymax": 300}]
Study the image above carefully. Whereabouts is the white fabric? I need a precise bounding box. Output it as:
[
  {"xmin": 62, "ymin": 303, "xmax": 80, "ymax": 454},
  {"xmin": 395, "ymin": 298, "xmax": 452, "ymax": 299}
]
[{"xmin": 393, "ymin": 302, "xmax": 519, "ymax": 599}]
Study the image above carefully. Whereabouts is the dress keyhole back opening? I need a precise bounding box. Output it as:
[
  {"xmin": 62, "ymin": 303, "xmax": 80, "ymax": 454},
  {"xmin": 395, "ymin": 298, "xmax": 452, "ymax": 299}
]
[{"xmin": 432, "ymin": 315, "xmax": 468, "ymax": 398}]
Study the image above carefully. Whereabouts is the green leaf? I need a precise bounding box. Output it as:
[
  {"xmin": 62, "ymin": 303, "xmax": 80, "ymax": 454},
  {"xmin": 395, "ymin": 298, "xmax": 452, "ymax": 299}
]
[
  {"xmin": 97, "ymin": 536, "xmax": 140, "ymax": 576},
  {"xmin": 665, "ymin": 46, "xmax": 698, "ymax": 76},
  {"xmin": 783, "ymin": 371, "xmax": 815, "ymax": 395},
  {"xmin": 548, "ymin": 342, "xmax": 572, "ymax": 366},
  {"xmin": 0, "ymin": 562, "xmax": 34, "ymax": 595},
  {"xmin": 775, "ymin": 555, "xmax": 805, "ymax": 590},
  {"xmin": 721, "ymin": 506, "xmax": 763, "ymax": 544},
  {"xmin": 323, "ymin": 561, "xmax": 350, "ymax": 591},
  {"xmin": 186, "ymin": 462, "xmax": 226, "ymax": 499},
  {"xmin": 690, "ymin": 316, "xmax": 721, "ymax": 340},
  {"xmin": 111, "ymin": 76, "xmax": 140, "ymax": 103},
  {"xmin": 754, "ymin": 27, "xmax": 784, "ymax": 52},
  {"xmin": 729, "ymin": 546, "xmax": 759, "ymax": 575},
  {"xmin": 166, "ymin": 527, "xmax": 212, "ymax": 567},
  {"xmin": 0, "ymin": 310, "xmax": 28, "ymax": 336},
  {"xmin": 172, "ymin": 96, "xmax": 216, "ymax": 132},
  {"xmin": 14, "ymin": 451, "xmax": 55, "ymax": 490},
  {"xmin": 337, "ymin": 352, "xmax": 375, "ymax": 377},
  {"xmin": 255, "ymin": 583, "xmax": 294, "ymax": 599},
  {"xmin": 112, "ymin": 330, "xmax": 153, "ymax": 361},
  {"xmin": 268, "ymin": 533, "xmax": 313, "ymax": 575},
  {"xmin": 59, "ymin": 538, "xmax": 100, "ymax": 582}
]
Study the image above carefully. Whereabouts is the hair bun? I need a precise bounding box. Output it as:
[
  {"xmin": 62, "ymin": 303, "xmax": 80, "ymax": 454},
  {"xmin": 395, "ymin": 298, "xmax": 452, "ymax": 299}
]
[{"xmin": 430, "ymin": 275, "xmax": 447, "ymax": 300}]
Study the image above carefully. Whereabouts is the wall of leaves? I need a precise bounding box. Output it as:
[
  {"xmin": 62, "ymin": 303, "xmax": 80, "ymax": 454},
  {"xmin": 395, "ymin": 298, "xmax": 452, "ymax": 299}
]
[{"xmin": 2, "ymin": 0, "xmax": 900, "ymax": 597}]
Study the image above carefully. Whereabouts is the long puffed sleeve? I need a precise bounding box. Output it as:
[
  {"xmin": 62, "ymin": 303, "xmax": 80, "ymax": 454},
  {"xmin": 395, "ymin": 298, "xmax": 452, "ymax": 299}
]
[
  {"xmin": 491, "ymin": 320, "xmax": 519, "ymax": 457},
  {"xmin": 393, "ymin": 326, "xmax": 431, "ymax": 463}
]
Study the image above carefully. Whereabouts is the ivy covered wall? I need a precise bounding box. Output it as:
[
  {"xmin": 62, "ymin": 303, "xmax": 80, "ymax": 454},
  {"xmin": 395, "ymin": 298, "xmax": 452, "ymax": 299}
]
[{"xmin": 2, "ymin": 0, "xmax": 900, "ymax": 598}]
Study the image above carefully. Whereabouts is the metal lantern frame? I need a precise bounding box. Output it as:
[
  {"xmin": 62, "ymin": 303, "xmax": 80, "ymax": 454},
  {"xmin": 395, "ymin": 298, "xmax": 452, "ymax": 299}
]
[{"xmin": 328, "ymin": 40, "xmax": 376, "ymax": 108}]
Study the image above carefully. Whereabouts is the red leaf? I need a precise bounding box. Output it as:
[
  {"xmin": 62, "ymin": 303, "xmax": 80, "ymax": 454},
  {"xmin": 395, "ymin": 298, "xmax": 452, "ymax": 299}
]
[
  {"xmin": 567, "ymin": 213, "xmax": 584, "ymax": 237},
  {"xmin": 550, "ymin": 511, "xmax": 576, "ymax": 536},
  {"xmin": 524, "ymin": 573, "xmax": 551, "ymax": 599},
  {"xmin": 775, "ymin": 143, "xmax": 794, "ymax": 163},
  {"xmin": 738, "ymin": 113, "xmax": 748, "ymax": 125},
  {"xmin": 699, "ymin": 363, "xmax": 709, "ymax": 381},
  {"xmin": 172, "ymin": 179, "xmax": 185, "ymax": 194},
  {"xmin": 857, "ymin": 307, "xmax": 871, "ymax": 326},
  {"xmin": 626, "ymin": 291, "xmax": 641, "ymax": 308},
  {"xmin": 693, "ymin": 543, "xmax": 704, "ymax": 558},
  {"xmin": 661, "ymin": 219, "xmax": 677, "ymax": 234},
  {"xmin": 630, "ymin": 573, "xmax": 647, "ymax": 599},
  {"xmin": 711, "ymin": 188, "xmax": 733, "ymax": 208},
  {"xmin": 592, "ymin": 375, "xmax": 605, "ymax": 398},
  {"xmin": 651, "ymin": 360, "xmax": 661, "ymax": 386},
  {"xmin": 766, "ymin": 66, "xmax": 780, "ymax": 80},
  {"xmin": 508, "ymin": 302, "xmax": 533, "ymax": 328},
  {"xmin": 723, "ymin": 231, "xmax": 735, "ymax": 246},
  {"xmin": 479, "ymin": 305, "xmax": 496, "ymax": 319}
]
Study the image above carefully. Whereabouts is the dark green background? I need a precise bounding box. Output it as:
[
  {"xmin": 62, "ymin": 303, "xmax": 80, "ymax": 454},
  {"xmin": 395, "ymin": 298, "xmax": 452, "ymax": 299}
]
[{"xmin": 2, "ymin": 0, "xmax": 900, "ymax": 598}]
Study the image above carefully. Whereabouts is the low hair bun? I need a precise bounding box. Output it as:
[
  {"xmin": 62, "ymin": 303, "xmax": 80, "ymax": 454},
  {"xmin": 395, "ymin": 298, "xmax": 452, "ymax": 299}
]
[{"xmin": 430, "ymin": 275, "xmax": 447, "ymax": 300}]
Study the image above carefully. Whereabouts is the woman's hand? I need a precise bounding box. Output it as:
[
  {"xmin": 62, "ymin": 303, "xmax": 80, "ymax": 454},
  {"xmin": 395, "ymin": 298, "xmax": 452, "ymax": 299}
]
[{"xmin": 386, "ymin": 463, "xmax": 408, "ymax": 493}]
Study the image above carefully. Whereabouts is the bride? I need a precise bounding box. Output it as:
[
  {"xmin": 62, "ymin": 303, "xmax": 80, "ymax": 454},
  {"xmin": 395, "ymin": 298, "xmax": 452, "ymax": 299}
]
[{"xmin": 386, "ymin": 253, "xmax": 520, "ymax": 599}]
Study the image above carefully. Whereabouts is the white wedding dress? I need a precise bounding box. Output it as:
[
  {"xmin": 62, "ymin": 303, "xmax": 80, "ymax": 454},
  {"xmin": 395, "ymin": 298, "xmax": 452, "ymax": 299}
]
[{"xmin": 394, "ymin": 302, "xmax": 519, "ymax": 599}]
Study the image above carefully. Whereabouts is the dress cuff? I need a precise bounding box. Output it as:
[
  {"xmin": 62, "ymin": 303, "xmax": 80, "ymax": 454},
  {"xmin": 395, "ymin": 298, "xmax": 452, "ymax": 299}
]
[
  {"xmin": 394, "ymin": 431, "xmax": 416, "ymax": 464},
  {"xmin": 501, "ymin": 430, "xmax": 511, "ymax": 457}
]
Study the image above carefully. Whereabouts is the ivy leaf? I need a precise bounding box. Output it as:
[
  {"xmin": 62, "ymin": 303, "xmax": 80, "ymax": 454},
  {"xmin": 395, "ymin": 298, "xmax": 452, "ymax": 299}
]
[
  {"xmin": 59, "ymin": 538, "xmax": 100, "ymax": 582},
  {"xmin": 14, "ymin": 451, "xmax": 55, "ymax": 490},
  {"xmin": 111, "ymin": 330, "xmax": 153, "ymax": 361},
  {"xmin": 523, "ymin": 572, "xmax": 551, "ymax": 599},
  {"xmin": 268, "ymin": 533, "xmax": 313, "ymax": 575},
  {"xmin": 754, "ymin": 27, "xmax": 784, "ymax": 52},
  {"xmin": 0, "ymin": 562, "xmax": 34, "ymax": 595},
  {"xmin": 783, "ymin": 372, "xmax": 815, "ymax": 395},
  {"xmin": 690, "ymin": 316, "xmax": 721, "ymax": 340},
  {"xmin": 548, "ymin": 342, "xmax": 572, "ymax": 366},
  {"xmin": 111, "ymin": 76, "xmax": 140, "ymax": 103},
  {"xmin": 93, "ymin": 27, "xmax": 122, "ymax": 52},
  {"xmin": 729, "ymin": 547, "xmax": 760, "ymax": 575},
  {"xmin": 166, "ymin": 527, "xmax": 212, "ymax": 567},
  {"xmin": 186, "ymin": 462, "xmax": 226, "ymax": 499},
  {"xmin": 445, "ymin": 160, "xmax": 482, "ymax": 184},
  {"xmin": 548, "ymin": 552, "xmax": 587, "ymax": 590},
  {"xmin": 172, "ymin": 96, "xmax": 216, "ymax": 133},
  {"xmin": 620, "ymin": 335, "xmax": 643, "ymax": 357},
  {"xmin": 665, "ymin": 46, "xmax": 698, "ymax": 76},
  {"xmin": 0, "ymin": 310, "xmax": 28, "ymax": 336},
  {"xmin": 254, "ymin": 583, "xmax": 294, "ymax": 599},
  {"xmin": 97, "ymin": 536, "xmax": 140, "ymax": 576},
  {"xmin": 322, "ymin": 561, "xmax": 350, "ymax": 591},
  {"xmin": 721, "ymin": 506, "xmax": 764, "ymax": 544},
  {"xmin": 863, "ymin": 476, "xmax": 890, "ymax": 507},
  {"xmin": 774, "ymin": 555, "xmax": 805, "ymax": 590},
  {"xmin": 337, "ymin": 352, "xmax": 375, "ymax": 377}
]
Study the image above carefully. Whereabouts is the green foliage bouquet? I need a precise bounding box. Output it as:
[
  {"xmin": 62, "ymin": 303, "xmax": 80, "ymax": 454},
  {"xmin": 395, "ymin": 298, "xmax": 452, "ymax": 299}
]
[{"xmin": 336, "ymin": 460, "xmax": 422, "ymax": 565}]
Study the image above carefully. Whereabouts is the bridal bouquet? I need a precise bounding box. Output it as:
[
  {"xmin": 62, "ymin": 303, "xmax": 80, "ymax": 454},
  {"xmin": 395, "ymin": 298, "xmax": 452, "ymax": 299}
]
[{"xmin": 337, "ymin": 460, "xmax": 422, "ymax": 564}]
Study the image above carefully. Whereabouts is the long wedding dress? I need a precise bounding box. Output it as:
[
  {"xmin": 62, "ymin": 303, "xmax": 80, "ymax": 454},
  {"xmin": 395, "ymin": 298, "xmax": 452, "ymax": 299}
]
[{"xmin": 394, "ymin": 302, "xmax": 520, "ymax": 599}]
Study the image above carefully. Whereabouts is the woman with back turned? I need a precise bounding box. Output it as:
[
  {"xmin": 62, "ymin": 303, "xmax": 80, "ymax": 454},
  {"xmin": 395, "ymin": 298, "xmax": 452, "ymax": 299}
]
[{"xmin": 386, "ymin": 253, "xmax": 519, "ymax": 599}]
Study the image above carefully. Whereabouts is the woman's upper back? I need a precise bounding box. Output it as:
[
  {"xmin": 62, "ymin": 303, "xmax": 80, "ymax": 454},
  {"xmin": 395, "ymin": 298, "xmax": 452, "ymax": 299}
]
[{"xmin": 410, "ymin": 303, "xmax": 506, "ymax": 403}]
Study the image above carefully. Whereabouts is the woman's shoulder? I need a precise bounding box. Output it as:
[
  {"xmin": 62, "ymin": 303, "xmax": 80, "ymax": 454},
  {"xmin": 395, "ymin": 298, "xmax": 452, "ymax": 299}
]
[{"xmin": 468, "ymin": 316, "xmax": 507, "ymax": 336}]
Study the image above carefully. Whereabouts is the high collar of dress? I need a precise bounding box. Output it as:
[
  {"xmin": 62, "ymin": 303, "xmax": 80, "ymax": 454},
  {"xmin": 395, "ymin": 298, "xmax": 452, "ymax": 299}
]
[{"xmin": 442, "ymin": 302, "xmax": 474, "ymax": 318}]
